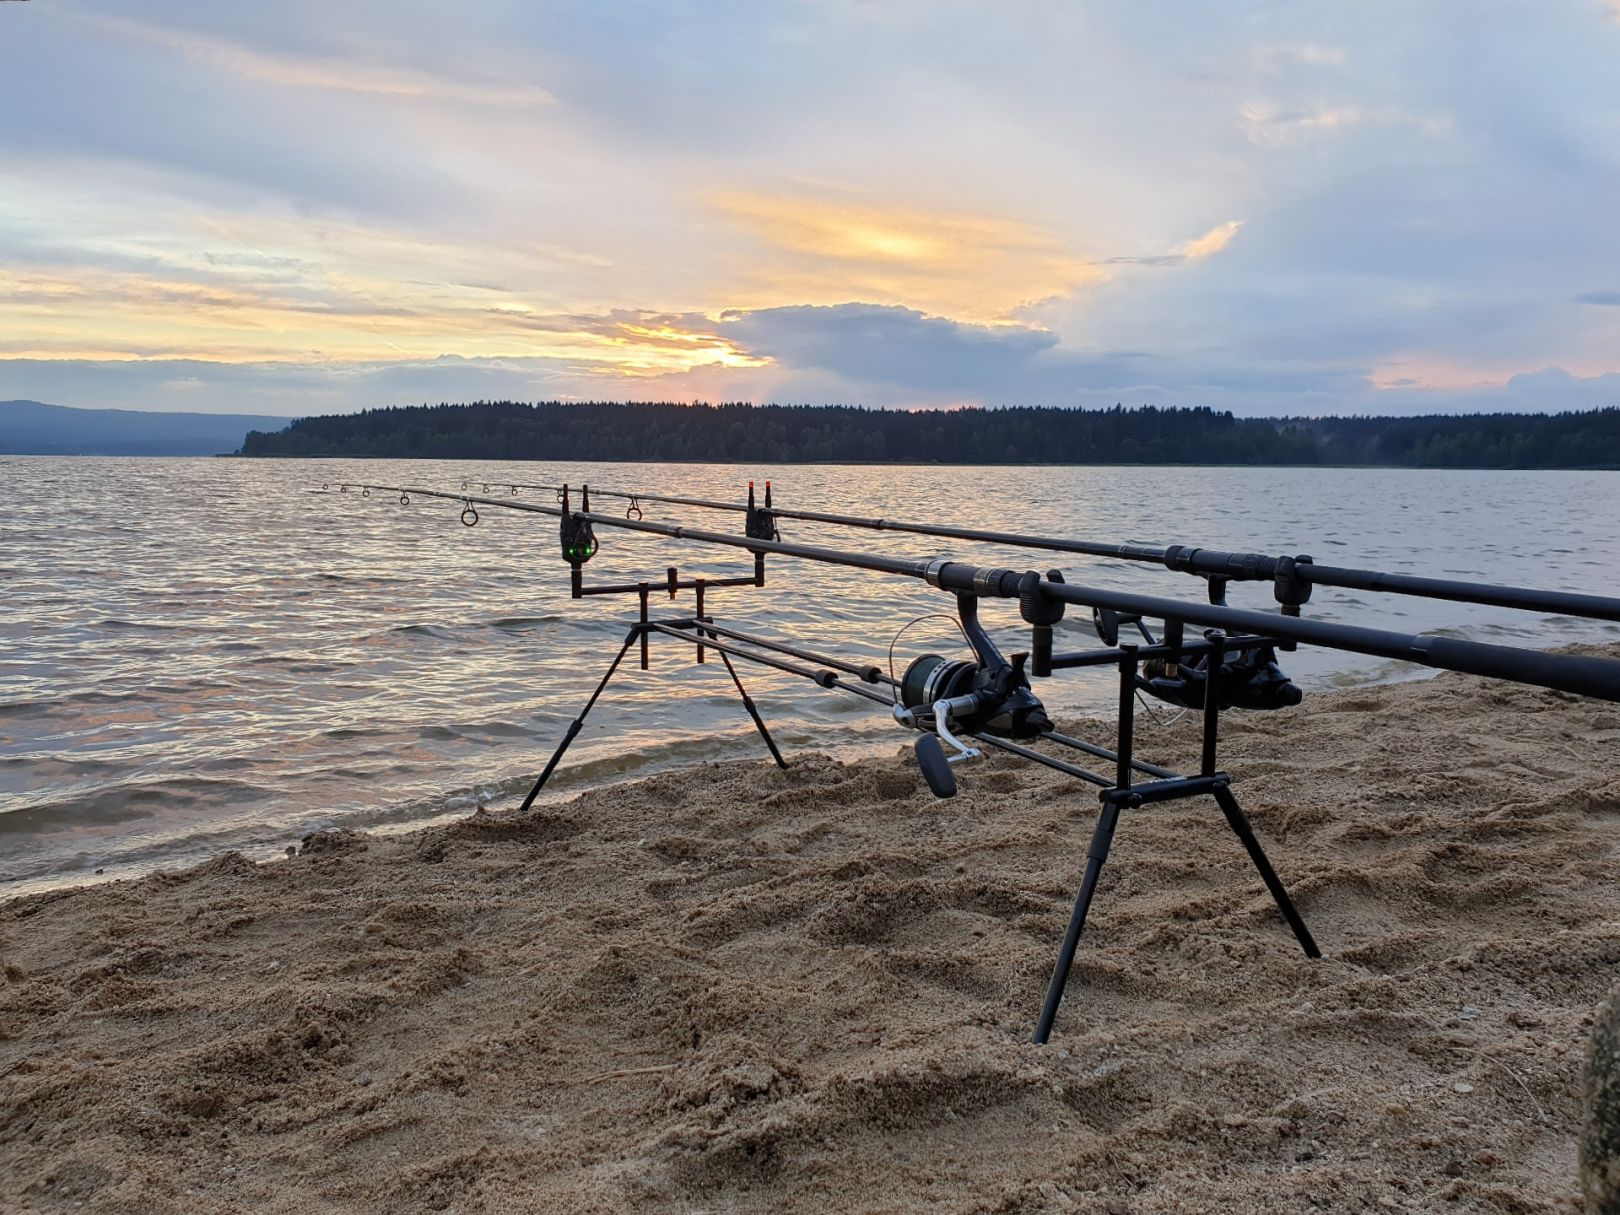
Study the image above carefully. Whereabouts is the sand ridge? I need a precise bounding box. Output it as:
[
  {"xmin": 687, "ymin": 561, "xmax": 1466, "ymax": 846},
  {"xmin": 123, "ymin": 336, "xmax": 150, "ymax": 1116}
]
[{"xmin": 3, "ymin": 656, "xmax": 1620, "ymax": 1213}]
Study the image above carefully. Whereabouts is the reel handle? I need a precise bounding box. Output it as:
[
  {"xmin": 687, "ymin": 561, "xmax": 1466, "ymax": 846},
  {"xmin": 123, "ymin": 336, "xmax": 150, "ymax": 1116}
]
[
  {"xmin": 914, "ymin": 735, "xmax": 958, "ymax": 798},
  {"xmin": 896, "ymin": 693, "xmax": 984, "ymax": 798}
]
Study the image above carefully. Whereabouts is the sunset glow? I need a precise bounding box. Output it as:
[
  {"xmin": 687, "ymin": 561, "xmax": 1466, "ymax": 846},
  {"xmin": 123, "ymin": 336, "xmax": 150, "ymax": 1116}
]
[{"xmin": 2, "ymin": 3, "xmax": 1618, "ymax": 414}]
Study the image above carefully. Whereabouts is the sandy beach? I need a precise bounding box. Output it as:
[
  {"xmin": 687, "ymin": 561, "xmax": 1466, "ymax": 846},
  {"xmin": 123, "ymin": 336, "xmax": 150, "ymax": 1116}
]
[{"xmin": 4, "ymin": 652, "xmax": 1619, "ymax": 1214}]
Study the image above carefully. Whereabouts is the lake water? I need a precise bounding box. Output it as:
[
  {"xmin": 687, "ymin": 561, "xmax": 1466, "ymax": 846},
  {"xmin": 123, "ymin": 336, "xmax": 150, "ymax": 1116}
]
[{"xmin": 3, "ymin": 456, "xmax": 1618, "ymax": 897}]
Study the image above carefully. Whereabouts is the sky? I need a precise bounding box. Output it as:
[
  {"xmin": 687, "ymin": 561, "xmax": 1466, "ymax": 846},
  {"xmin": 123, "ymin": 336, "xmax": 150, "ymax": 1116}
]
[{"xmin": 2, "ymin": 1, "xmax": 1619, "ymax": 417}]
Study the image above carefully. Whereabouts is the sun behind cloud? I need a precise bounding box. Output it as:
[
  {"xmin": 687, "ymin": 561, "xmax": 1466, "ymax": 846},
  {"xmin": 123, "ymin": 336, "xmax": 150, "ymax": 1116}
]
[{"xmin": 708, "ymin": 191, "xmax": 1108, "ymax": 322}]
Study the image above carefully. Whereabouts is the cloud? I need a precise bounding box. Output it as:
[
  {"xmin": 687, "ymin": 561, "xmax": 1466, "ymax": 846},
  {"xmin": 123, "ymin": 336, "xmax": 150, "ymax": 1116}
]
[
  {"xmin": 715, "ymin": 303, "xmax": 1059, "ymax": 394},
  {"xmin": 1239, "ymin": 102, "xmax": 1451, "ymax": 146},
  {"xmin": 1101, "ymin": 220, "xmax": 1244, "ymax": 268},
  {"xmin": 709, "ymin": 192, "xmax": 1105, "ymax": 320},
  {"xmin": 6, "ymin": 338, "xmax": 1619, "ymax": 419},
  {"xmin": 81, "ymin": 14, "xmax": 554, "ymax": 108},
  {"xmin": 3, "ymin": 2, "xmax": 1619, "ymax": 418},
  {"xmin": 1256, "ymin": 43, "xmax": 1347, "ymax": 71},
  {"xmin": 1180, "ymin": 220, "xmax": 1244, "ymax": 261}
]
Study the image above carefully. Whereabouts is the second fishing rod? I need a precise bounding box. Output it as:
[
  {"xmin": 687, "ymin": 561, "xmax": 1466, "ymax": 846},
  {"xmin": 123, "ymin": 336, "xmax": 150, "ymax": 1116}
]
[{"xmin": 482, "ymin": 478, "xmax": 1620, "ymax": 624}]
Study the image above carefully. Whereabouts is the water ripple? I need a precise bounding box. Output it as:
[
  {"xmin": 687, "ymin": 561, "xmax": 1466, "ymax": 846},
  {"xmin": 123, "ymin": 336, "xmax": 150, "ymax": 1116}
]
[{"xmin": 3, "ymin": 454, "xmax": 1618, "ymax": 896}]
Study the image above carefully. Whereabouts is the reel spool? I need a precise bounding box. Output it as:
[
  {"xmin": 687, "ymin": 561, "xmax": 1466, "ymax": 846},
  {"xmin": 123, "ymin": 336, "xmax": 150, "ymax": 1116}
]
[
  {"xmin": 897, "ymin": 651, "xmax": 1051, "ymax": 797},
  {"xmin": 900, "ymin": 654, "xmax": 977, "ymax": 711}
]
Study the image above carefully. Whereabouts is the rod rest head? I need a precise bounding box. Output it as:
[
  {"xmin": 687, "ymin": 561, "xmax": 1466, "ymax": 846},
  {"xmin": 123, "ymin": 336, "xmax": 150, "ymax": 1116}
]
[
  {"xmin": 1273, "ymin": 554, "xmax": 1314, "ymax": 613},
  {"xmin": 745, "ymin": 506, "xmax": 778, "ymax": 542},
  {"xmin": 1018, "ymin": 570, "xmax": 1066, "ymax": 626}
]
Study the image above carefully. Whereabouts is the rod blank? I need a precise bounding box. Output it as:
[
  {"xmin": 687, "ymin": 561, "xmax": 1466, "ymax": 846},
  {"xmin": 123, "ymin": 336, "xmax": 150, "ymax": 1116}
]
[
  {"xmin": 529, "ymin": 481, "xmax": 1620, "ymax": 623},
  {"xmin": 353, "ymin": 483, "xmax": 1620, "ymax": 704}
]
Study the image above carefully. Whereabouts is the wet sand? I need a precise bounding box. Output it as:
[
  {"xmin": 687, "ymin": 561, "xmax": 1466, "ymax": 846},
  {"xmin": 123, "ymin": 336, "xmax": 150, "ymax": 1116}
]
[{"xmin": 4, "ymin": 652, "xmax": 1619, "ymax": 1213}]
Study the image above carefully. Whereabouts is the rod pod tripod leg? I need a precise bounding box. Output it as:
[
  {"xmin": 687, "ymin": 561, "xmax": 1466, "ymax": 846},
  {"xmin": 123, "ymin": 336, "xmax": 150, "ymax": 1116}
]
[
  {"xmin": 519, "ymin": 627, "xmax": 641, "ymax": 813},
  {"xmin": 1212, "ymin": 783, "xmax": 1319, "ymax": 959},
  {"xmin": 518, "ymin": 619, "xmax": 791, "ymax": 815},
  {"xmin": 1034, "ymin": 790, "xmax": 1127, "ymax": 1044},
  {"xmin": 1030, "ymin": 635, "xmax": 1320, "ymax": 1044},
  {"xmin": 710, "ymin": 641, "xmax": 788, "ymax": 770}
]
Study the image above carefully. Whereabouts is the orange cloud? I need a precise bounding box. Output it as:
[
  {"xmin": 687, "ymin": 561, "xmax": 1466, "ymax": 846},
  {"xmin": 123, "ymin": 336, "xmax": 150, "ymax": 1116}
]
[
  {"xmin": 1180, "ymin": 220, "xmax": 1244, "ymax": 260},
  {"xmin": 708, "ymin": 191, "xmax": 1106, "ymax": 320},
  {"xmin": 0, "ymin": 266, "xmax": 765, "ymax": 375}
]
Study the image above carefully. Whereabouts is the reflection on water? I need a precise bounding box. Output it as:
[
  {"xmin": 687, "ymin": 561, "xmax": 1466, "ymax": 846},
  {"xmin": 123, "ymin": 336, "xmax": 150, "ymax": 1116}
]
[{"xmin": 2, "ymin": 455, "xmax": 1618, "ymax": 895}]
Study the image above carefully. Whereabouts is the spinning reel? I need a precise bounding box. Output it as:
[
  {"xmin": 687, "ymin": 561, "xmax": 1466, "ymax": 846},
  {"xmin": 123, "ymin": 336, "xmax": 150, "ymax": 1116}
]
[{"xmin": 894, "ymin": 594, "xmax": 1050, "ymax": 797}]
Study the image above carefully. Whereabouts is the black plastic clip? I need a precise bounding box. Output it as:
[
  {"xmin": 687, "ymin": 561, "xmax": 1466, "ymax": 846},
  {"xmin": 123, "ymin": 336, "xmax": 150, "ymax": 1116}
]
[
  {"xmin": 627, "ymin": 495, "xmax": 643, "ymax": 521},
  {"xmin": 1018, "ymin": 570, "xmax": 1066, "ymax": 627},
  {"xmin": 1273, "ymin": 554, "xmax": 1314, "ymax": 617}
]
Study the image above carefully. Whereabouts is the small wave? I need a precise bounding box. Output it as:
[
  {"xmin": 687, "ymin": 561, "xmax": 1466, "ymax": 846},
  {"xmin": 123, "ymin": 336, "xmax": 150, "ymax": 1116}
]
[
  {"xmin": 0, "ymin": 688, "xmax": 152, "ymax": 718},
  {"xmin": 459, "ymin": 720, "xmax": 536, "ymax": 739},
  {"xmin": 245, "ymin": 656, "xmax": 346, "ymax": 674},
  {"xmin": 488, "ymin": 614, "xmax": 564, "ymax": 630},
  {"xmin": 0, "ymin": 797, "xmax": 154, "ymax": 837},
  {"xmin": 314, "ymin": 572, "xmax": 411, "ymax": 585},
  {"xmin": 382, "ymin": 623, "xmax": 456, "ymax": 640},
  {"xmin": 0, "ymin": 775, "xmax": 274, "ymax": 838},
  {"xmin": 320, "ymin": 726, "xmax": 393, "ymax": 742},
  {"xmin": 95, "ymin": 618, "xmax": 189, "ymax": 633}
]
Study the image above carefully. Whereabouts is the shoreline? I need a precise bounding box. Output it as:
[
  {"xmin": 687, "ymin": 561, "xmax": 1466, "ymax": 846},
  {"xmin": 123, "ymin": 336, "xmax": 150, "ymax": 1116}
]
[
  {"xmin": 4, "ymin": 653, "xmax": 1619, "ymax": 1211},
  {"xmin": 0, "ymin": 652, "xmax": 1567, "ymax": 905}
]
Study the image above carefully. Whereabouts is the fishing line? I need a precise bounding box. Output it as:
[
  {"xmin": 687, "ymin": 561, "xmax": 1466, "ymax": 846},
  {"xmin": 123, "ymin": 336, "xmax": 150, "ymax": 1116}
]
[{"xmin": 886, "ymin": 613, "xmax": 974, "ymax": 706}]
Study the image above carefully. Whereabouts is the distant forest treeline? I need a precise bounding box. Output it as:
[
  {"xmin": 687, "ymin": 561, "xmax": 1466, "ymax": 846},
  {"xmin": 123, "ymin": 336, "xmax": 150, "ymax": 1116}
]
[{"xmin": 238, "ymin": 401, "xmax": 1620, "ymax": 468}]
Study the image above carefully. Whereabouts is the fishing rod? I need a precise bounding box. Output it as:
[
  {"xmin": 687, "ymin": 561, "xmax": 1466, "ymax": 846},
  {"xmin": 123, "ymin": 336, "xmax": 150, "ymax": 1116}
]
[
  {"xmin": 329, "ymin": 476, "xmax": 1620, "ymax": 1044},
  {"xmin": 484, "ymin": 479, "xmax": 1620, "ymax": 624},
  {"xmin": 347, "ymin": 481, "xmax": 1620, "ymax": 703}
]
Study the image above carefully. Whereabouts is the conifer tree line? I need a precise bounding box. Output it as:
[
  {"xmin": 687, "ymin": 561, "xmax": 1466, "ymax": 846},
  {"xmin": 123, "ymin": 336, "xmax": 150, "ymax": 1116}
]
[{"xmin": 238, "ymin": 400, "xmax": 1620, "ymax": 468}]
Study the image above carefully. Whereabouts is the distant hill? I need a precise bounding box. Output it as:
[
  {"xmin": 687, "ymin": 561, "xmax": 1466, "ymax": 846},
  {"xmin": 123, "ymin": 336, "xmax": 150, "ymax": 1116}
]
[
  {"xmin": 0, "ymin": 400, "xmax": 295, "ymax": 456},
  {"xmin": 238, "ymin": 400, "xmax": 1620, "ymax": 469}
]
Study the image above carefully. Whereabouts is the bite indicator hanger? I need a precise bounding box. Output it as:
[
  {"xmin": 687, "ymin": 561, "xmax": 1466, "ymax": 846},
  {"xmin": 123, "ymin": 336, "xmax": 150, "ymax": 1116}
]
[{"xmin": 745, "ymin": 480, "xmax": 778, "ymax": 542}]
